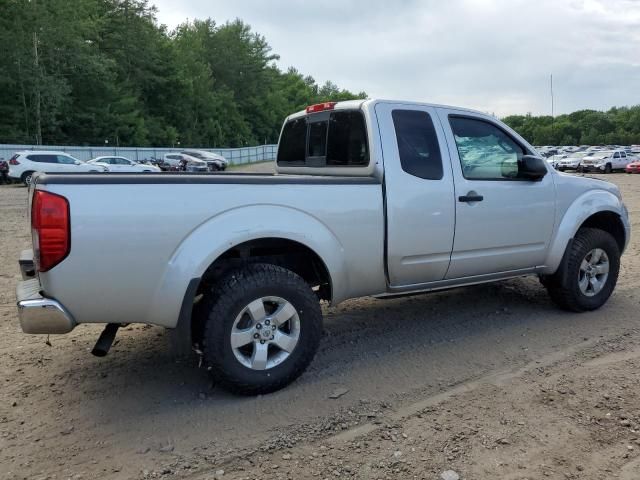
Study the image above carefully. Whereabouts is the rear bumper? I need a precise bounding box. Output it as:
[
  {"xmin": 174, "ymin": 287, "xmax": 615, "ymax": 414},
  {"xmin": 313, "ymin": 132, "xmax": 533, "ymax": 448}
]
[{"xmin": 16, "ymin": 277, "xmax": 76, "ymax": 334}]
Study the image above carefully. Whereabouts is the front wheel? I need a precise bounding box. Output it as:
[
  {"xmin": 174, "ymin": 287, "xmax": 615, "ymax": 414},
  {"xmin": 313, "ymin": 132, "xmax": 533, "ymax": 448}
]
[
  {"xmin": 201, "ymin": 263, "xmax": 323, "ymax": 395},
  {"xmin": 604, "ymin": 163, "xmax": 612, "ymax": 174},
  {"xmin": 542, "ymin": 228, "xmax": 620, "ymax": 312}
]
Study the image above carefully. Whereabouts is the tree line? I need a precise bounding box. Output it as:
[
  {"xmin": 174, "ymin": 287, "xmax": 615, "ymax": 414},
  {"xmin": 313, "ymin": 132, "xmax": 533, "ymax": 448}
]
[
  {"xmin": 2, "ymin": 1, "xmax": 638, "ymax": 149},
  {"xmin": 503, "ymin": 106, "xmax": 640, "ymax": 146},
  {"xmin": 0, "ymin": 0, "xmax": 365, "ymax": 147}
]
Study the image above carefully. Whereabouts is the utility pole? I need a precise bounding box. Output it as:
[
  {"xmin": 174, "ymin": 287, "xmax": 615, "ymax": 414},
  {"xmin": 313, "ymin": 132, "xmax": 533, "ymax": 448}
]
[
  {"xmin": 550, "ymin": 74, "xmax": 554, "ymax": 136},
  {"xmin": 33, "ymin": 30, "xmax": 42, "ymax": 145}
]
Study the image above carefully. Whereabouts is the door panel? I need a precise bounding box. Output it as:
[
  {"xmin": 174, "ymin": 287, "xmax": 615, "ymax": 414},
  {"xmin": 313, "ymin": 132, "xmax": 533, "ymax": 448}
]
[
  {"xmin": 618, "ymin": 152, "xmax": 627, "ymax": 169},
  {"xmin": 56, "ymin": 155, "xmax": 79, "ymax": 173},
  {"xmin": 436, "ymin": 108, "xmax": 556, "ymax": 279},
  {"xmin": 376, "ymin": 103, "xmax": 456, "ymax": 286},
  {"xmin": 110, "ymin": 158, "xmax": 126, "ymax": 172}
]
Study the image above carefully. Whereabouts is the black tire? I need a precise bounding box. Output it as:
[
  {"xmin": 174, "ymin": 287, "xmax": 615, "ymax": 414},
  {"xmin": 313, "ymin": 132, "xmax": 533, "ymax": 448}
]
[
  {"xmin": 604, "ymin": 163, "xmax": 612, "ymax": 174},
  {"xmin": 201, "ymin": 263, "xmax": 323, "ymax": 395},
  {"xmin": 21, "ymin": 171, "xmax": 35, "ymax": 186},
  {"xmin": 542, "ymin": 228, "xmax": 620, "ymax": 312}
]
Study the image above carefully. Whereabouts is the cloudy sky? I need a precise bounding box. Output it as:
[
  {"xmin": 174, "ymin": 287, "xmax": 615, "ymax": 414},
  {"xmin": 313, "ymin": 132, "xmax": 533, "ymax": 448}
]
[{"xmin": 153, "ymin": 0, "xmax": 640, "ymax": 117}]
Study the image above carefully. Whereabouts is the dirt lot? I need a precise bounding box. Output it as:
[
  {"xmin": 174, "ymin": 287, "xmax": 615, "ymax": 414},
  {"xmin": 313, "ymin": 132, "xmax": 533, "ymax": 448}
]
[{"xmin": 1, "ymin": 168, "xmax": 640, "ymax": 480}]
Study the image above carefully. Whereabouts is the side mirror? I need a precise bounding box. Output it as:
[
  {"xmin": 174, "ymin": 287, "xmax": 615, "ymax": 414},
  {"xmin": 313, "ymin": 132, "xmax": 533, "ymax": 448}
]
[
  {"xmin": 74, "ymin": 160, "xmax": 82, "ymax": 165},
  {"xmin": 518, "ymin": 155, "xmax": 548, "ymax": 181}
]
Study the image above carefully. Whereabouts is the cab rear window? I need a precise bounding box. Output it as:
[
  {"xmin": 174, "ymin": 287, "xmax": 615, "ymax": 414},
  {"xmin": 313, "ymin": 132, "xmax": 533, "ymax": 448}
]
[{"xmin": 277, "ymin": 110, "xmax": 369, "ymax": 167}]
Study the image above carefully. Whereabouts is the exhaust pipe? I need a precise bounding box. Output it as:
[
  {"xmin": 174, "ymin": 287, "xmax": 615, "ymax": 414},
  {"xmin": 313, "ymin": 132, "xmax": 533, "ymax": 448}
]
[{"xmin": 91, "ymin": 323, "xmax": 120, "ymax": 357}]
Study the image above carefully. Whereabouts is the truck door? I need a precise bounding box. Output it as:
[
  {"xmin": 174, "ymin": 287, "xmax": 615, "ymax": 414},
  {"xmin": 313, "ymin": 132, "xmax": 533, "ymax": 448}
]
[
  {"xmin": 375, "ymin": 102, "xmax": 456, "ymax": 286},
  {"xmin": 436, "ymin": 108, "xmax": 556, "ymax": 279}
]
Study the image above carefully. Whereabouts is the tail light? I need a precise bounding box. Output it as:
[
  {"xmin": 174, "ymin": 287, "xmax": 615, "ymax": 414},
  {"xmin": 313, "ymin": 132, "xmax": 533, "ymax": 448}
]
[
  {"xmin": 32, "ymin": 190, "xmax": 70, "ymax": 272},
  {"xmin": 9, "ymin": 154, "xmax": 20, "ymax": 165}
]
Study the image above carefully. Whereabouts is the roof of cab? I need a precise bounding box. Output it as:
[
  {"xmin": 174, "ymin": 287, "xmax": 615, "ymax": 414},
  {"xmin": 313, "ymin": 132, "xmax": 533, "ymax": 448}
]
[{"xmin": 285, "ymin": 98, "xmax": 487, "ymax": 122}]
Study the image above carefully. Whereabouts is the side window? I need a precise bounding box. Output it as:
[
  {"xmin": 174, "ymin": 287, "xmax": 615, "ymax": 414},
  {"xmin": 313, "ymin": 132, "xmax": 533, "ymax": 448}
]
[
  {"xmin": 277, "ymin": 118, "xmax": 307, "ymax": 165},
  {"xmin": 28, "ymin": 154, "xmax": 56, "ymax": 163},
  {"xmin": 449, "ymin": 116, "xmax": 526, "ymax": 180},
  {"xmin": 392, "ymin": 110, "xmax": 443, "ymax": 180},
  {"xmin": 326, "ymin": 111, "xmax": 369, "ymax": 166},
  {"xmin": 614, "ymin": 152, "xmax": 620, "ymax": 159}
]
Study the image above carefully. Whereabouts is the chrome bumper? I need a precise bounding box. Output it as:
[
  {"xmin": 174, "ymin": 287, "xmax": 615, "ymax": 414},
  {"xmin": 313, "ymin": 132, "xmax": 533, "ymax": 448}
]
[{"xmin": 16, "ymin": 278, "xmax": 76, "ymax": 334}]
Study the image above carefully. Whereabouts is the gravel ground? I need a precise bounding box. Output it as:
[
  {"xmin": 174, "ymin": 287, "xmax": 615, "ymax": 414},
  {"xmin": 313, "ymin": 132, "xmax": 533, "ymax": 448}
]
[{"xmin": 1, "ymin": 168, "xmax": 640, "ymax": 480}]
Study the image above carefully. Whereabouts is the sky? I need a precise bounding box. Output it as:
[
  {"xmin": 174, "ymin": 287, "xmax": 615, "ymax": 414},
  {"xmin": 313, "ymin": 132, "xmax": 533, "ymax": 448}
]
[{"xmin": 153, "ymin": 0, "xmax": 640, "ymax": 117}]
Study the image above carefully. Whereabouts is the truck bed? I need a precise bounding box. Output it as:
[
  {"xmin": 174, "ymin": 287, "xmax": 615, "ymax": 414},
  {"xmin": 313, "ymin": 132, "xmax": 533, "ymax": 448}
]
[{"xmin": 34, "ymin": 172, "xmax": 386, "ymax": 328}]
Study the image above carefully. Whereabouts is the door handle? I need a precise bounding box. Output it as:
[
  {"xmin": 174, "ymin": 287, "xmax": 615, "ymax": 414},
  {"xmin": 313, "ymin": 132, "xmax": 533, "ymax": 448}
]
[{"xmin": 458, "ymin": 193, "xmax": 484, "ymax": 203}]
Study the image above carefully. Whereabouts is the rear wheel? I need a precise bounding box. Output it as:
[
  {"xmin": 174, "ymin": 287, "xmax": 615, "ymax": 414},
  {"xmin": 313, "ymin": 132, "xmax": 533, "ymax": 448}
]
[
  {"xmin": 21, "ymin": 171, "xmax": 35, "ymax": 186},
  {"xmin": 201, "ymin": 263, "xmax": 323, "ymax": 395},
  {"xmin": 542, "ymin": 228, "xmax": 620, "ymax": 312}
]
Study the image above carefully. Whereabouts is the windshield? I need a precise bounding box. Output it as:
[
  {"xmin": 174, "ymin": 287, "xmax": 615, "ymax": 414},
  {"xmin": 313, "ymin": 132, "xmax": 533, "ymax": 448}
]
[
  {"xmin": 182, "ymin": 151, "xmax": 205, "ymax": 159},
  {"xmin": 589, "ymin": 152, "xmax": 611, "ymax": 159},
  {"xmin": 182, "ymin": 150, "xmax": 221, "ymax": 160},
  {"xmin": 567, "ymin": 152, "xmax": 587, "ymax": 159}
]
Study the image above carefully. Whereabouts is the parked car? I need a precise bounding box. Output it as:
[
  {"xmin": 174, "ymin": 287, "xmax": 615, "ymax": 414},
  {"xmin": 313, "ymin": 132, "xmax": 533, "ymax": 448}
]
[
  {"xmin": 8, "ymin": 151, "xmax": 107, "ymax": 185},
  {"xmin": 15, "ymin": 99, "xmax": 630, "ymax": 395},
  {"xmin": 87, "ymin": 156, "xmax": 161, "ymax": 173},
  {"xmin": 555, "ymin": 152, "xmax": 588, "ymax": 171},
  {"xmin": 625, "ymin": 161, "xmax": 640, "ymax": 174},
  {"xmin": 180, "ymin": 150, "xmax": 228, "ymax": 171},
  {"xmin": 547, "ymin": 153, "xmax": 567, "ymax": 168},
  {"xmin": 162, "ymin": 153, "xmax": 208, "ymax": 172},
  {"xmin": 579, "ymin": 150, "xmax": 630, "ymax": 173}
]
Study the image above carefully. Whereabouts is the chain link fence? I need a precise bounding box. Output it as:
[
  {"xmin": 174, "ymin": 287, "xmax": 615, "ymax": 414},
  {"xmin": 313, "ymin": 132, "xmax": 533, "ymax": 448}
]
[{"xmin": 0, "ymin": 144, "xmax": 277, "ymax": 165}]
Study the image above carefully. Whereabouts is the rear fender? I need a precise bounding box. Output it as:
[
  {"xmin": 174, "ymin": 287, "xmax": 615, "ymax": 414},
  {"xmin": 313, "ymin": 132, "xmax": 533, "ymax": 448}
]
[{"xmin": 147, "ymin": 204, "xmax": 348, "ymax": 328}]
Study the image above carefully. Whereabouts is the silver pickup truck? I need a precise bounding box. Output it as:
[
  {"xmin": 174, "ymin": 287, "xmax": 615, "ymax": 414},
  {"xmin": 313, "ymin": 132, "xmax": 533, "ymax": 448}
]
[{"xmin": 16, "ymin": 99, "xmax": 630, "ymax": 394}]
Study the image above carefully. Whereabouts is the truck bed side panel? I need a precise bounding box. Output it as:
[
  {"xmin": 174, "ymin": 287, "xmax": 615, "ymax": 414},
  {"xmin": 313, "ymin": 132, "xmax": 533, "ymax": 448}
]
[{"xmin": 37, "ymin": 176, "xmax": 385, "ymax": 327}]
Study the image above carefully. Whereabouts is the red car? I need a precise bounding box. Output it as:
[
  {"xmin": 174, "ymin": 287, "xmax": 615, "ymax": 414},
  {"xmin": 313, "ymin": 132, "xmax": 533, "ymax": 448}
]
[{"xmin": 625, "ymin": 161, "xmax": 640, "ymax": 173}]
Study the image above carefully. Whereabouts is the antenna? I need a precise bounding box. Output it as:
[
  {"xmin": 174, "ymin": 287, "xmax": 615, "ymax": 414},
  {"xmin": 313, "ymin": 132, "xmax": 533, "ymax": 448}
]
[
  {"xmin": 550, "ymin": 74, "xmax": 554, "ymax": 136},
  {"xmin": 550, "ymin": 74, "xmax": 554, "ymax": 118}
]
